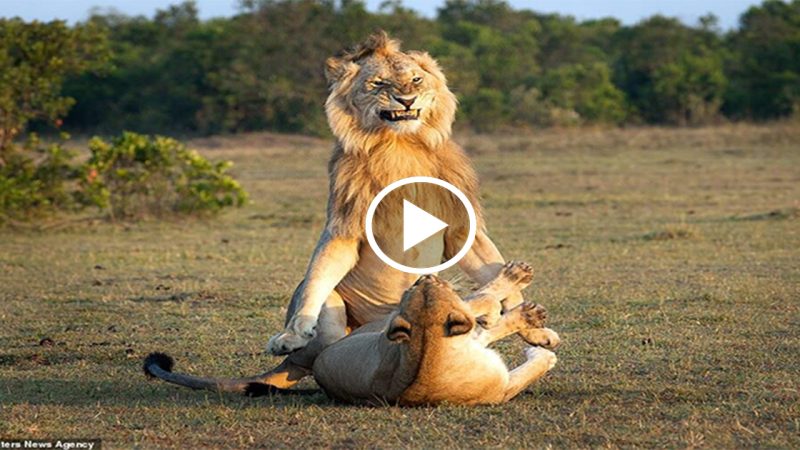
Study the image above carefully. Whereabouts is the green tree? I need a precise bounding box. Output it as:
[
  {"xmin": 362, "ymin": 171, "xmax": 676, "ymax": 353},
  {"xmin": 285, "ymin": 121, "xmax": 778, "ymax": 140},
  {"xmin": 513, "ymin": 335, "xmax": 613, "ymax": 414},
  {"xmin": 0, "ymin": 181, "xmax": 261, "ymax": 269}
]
[
  {"xmin": 437, "ymin": 1, "xmax": 540, "ymax": 129},
  {"xmin": 42, "ymin": 0, "xmax": 800, "ymax": 133},
  {"xmin": 65, "ymin": 2, "xmax": 230, "ymax": 134},
  {"xmin": 724, "ymin": 0, "xmax": 800, "ymax": 119},
  {"xmin": 536, "ymin": 15, "xmax": 620, "ymax": 70},
  {"xmin": 614, "ymin": 16, "xmax": 727, "ymax": 125},
  {"xmin": 539, "ymin": 62, "xmax": 628, "ymax": 125},
  {"xmin": 461, "ymin": 87, "xmax": 506, "ymax": 131},
  {"xmin": 0, "ymin": 18, "xmax": 108, "ymax": 163},
  {"xmin": 532, "ymin": 14, "xmax": 626, "ymax": 125}
]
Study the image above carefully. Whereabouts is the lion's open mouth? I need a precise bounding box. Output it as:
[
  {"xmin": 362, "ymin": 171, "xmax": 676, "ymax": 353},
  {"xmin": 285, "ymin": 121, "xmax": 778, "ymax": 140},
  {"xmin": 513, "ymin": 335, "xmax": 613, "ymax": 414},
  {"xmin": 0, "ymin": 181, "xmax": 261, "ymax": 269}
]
[{"xmin": 380, "ymin": 109, "xmax": 420, "ymax": 121}]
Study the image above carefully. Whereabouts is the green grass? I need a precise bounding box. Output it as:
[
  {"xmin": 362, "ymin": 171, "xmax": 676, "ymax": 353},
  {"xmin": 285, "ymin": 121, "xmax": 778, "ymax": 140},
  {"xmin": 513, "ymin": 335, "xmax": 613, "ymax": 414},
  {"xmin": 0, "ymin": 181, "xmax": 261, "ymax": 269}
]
[{"xmin": 1, "ymin": 124, "xmax": 799, "ymax": 448}]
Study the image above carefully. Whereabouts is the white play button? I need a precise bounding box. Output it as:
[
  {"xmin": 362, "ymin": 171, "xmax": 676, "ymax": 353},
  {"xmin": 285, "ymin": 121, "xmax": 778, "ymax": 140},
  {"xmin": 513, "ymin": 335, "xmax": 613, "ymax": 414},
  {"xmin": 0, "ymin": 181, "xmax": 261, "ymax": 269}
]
[
  {"xmin": 403, "ymin": 200, "xmax": 448, "ymax": 251},
  {"xmin": 365, "ymin": 176, "xmax": 477, "ymax": 275}
]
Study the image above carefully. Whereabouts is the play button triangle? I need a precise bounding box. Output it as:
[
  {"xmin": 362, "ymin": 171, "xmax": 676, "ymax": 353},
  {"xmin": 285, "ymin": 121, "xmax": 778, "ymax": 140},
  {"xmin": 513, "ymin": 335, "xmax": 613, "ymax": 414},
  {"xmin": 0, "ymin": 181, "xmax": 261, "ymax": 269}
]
[{"xmin": 403, "ymin": 199, "xmax": 449, "ymax": 252}]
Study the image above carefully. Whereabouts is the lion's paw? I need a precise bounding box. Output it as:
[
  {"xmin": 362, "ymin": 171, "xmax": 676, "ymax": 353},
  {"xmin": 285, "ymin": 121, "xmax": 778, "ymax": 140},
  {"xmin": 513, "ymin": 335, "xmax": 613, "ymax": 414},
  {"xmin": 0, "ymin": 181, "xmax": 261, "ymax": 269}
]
[
  {"xmin": 525, "ymin": 346, "xmax": 557, "ymax": 371},
  {"xmin": 266, "ymin": 331, "xmax": 309, "ymax": 356},
  {"xmin": 266, "ymin": 315, "xmax": 318, "ymax": 356},
  {"xmin": 518, "ymin": 327, "xmax": 560, "ymax": 350},
  {"xmin": 500, "ymin": 261, "xmax": 534, "ymax": 288},
  {"xmin": 289, "ymin": 314, "xmax": 318, "ymax": 340}
]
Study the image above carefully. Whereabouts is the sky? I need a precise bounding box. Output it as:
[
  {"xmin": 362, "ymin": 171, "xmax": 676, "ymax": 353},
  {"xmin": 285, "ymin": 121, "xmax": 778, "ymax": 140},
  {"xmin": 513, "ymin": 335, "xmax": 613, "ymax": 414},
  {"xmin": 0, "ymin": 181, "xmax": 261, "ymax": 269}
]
[{"xmin": 0, "ymin": 0, "xmax": 765, "ymax": 30}]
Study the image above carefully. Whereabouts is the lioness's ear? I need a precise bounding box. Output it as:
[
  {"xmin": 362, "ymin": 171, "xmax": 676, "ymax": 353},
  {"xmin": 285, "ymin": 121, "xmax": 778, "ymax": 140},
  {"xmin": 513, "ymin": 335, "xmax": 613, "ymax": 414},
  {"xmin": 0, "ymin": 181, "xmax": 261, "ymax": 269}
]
[
  {"xmin": 387, "ymin": 315, "xmax": 412, "ymax": 343},
  {"xmin": 445, "ymin": 311, "xmax": 473, "ymax": 337},
  {"xmin": 324, "ymin": 57, "xmax": 358, "ymax": 85}
]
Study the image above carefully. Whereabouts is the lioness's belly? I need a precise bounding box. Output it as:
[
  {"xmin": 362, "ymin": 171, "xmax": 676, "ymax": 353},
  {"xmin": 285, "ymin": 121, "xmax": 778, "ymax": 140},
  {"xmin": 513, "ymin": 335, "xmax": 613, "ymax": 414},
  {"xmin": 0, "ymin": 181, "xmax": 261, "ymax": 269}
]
[{"xmin": 336, "ymin": 238, "xmax": 444, "ymax": 325}]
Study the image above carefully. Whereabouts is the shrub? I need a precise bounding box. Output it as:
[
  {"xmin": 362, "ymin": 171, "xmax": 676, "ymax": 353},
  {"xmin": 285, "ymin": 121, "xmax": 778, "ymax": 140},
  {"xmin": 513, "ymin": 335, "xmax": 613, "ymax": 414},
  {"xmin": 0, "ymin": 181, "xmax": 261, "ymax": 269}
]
[
  {"xmin": 0, "ymin": 134, "xmax": 82, "ymax": 221},
  {"xmin": 82, "ymin": 132, "xmax": 247, "ymax": 219}
]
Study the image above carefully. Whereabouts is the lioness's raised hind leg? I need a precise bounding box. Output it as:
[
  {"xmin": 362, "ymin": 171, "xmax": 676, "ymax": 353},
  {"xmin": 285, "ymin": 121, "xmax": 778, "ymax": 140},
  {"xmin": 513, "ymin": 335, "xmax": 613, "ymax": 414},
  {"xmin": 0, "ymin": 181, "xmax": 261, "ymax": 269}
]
[
  {"xmin": 518, "ymin": 327, "xmax": 561, "ymax": 350},
  {"xmin": 476, "ymin": 302, "xmax": 555, "ymax": 346},
  {"xmin": 502, "ymin": 347, "xmax": 557, "ymax": 402},
  {"xmin": 466, "ymin": 261, "xmax": 533, "ymax": 326}
]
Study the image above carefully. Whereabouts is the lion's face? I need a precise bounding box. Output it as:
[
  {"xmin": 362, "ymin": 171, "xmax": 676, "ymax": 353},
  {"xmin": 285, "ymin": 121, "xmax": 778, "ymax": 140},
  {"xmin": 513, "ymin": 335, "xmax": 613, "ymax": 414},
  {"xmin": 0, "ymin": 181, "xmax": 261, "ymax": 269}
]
[
  {"xmin": 386, "ymin": 275, "xmax": 475, "ymax": 344},
  {"xmin": 350, "ymin": 53, "xmax": 440, "ymax": 134},
  {"xmin": 324, "ymin": 32, "xmax": 458, "ymax": 152}
]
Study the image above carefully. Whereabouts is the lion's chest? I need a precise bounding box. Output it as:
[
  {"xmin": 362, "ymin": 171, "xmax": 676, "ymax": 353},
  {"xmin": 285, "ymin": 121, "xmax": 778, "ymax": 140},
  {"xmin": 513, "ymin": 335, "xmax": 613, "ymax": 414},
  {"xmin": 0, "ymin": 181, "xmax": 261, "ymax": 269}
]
[
  {"xmin": 338, "ymin": 185, "xmax": 456, "ymax": 324},
  {"xmin": 334, "ymin": 147, "xmax": 469, "ymax": 322},
  {"xmin": 371, "ymin": 183, "xmax": 453, "ymax": 257},
  {"xmin": 338, "ymin": 242, "xmax": 440, "ymax": 325}
]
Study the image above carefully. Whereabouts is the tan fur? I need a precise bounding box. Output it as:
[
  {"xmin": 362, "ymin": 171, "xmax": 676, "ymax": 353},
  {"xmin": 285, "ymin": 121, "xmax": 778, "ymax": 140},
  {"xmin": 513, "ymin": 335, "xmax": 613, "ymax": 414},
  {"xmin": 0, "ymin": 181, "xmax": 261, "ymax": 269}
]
[
  {"xmin": 257, "ymin": 32, "xmax": 531, "ymax": 387},
  {"xmin": 144, "ymin": 262, "xmax": 560, "ymax": 405}
]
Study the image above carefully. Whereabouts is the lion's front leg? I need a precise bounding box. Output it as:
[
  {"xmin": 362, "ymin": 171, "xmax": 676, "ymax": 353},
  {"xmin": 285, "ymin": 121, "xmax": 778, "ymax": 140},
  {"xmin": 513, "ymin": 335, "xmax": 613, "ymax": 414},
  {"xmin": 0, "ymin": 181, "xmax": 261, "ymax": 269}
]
[{"xmin": 267, "ymin": 232, "xmax": 359, "ymax": 355}]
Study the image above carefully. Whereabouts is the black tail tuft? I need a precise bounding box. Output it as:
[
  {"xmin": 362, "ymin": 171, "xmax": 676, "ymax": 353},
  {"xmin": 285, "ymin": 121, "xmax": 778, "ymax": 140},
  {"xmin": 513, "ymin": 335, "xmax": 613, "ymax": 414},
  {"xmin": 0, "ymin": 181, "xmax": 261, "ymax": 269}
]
[
  {"xmin": 244, "ymin": 382, "xmax": 320, "ymax": 397},
  {"xmin": 143, "ymin": 352, "xmax": 175, "ymax": 378}
]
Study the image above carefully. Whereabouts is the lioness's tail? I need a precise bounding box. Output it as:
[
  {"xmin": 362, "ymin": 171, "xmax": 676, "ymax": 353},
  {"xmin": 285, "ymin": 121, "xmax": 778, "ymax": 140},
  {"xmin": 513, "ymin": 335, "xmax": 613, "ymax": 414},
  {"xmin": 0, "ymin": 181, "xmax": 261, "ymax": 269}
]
[{"xmin": 143, "ymin": 352, "xmax": 318, "ymax": 397}]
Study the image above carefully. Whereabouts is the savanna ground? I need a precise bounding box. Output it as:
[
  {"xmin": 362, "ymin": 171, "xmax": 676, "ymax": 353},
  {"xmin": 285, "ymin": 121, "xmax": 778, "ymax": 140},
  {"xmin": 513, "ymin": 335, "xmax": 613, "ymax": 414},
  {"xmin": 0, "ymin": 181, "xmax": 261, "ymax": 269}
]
[{"xmin": 1, "ymin": 124, "xmax": 799, "ymax": 448}]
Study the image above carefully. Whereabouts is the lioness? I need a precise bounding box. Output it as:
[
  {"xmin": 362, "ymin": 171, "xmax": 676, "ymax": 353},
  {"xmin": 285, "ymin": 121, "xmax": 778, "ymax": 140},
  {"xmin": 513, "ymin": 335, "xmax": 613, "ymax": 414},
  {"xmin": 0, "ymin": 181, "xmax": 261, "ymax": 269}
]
[
  {"xmin": 144, "ymin": 262, "xmax": 560, "ymax": 405},
  {"xmin": 261, "ymin": 31, "xmax": 544, "ymax": 389}
]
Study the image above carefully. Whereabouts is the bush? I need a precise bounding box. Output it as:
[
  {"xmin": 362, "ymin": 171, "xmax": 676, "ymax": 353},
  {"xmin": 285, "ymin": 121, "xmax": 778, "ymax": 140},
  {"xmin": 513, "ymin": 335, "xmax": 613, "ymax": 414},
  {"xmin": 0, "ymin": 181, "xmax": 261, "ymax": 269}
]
[
  {"xmin": 0, "ymin": 134, "xmax": 82, "ymax": 221},
  {"xmin": 0, "ymin": 132, "xmax": 247, "ymax": 225},
  {"xmin": 82, "ymin": 132, "xmax": 247, "ymax": 219}
]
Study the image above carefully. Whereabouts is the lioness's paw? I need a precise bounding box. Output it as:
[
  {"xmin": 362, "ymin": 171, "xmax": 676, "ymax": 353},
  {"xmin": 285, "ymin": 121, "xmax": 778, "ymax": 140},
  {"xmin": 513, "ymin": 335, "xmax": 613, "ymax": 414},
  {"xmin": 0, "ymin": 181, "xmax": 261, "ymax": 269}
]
[
  {"xmin": 475, "ymin": 309, "xmax": 502, "ymax": 328},
  {"xmin": 518, "ymin": 327, "xmax": 560, "ymax": 350},
  {"xmin": 519, "ymin": 302, "xmax": 547, "ymax": 328},
  {"xmin": 500, "ymin": 261, "xmax": 534, "ymax": 288},
  {"xmin": 525, "ymin": 346, "xmax": 557, "ymax": 371},
  {"xmin": 267, "ymin": 330, "xmax": 310, "ymax": 356}
]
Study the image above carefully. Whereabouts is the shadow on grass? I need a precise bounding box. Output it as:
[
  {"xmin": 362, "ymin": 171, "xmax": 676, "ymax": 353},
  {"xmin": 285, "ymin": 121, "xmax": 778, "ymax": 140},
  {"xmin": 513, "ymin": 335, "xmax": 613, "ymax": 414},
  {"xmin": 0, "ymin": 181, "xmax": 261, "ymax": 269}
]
[
  {"xmin": 0, "ymin": 377, "xmax": 331, "ymax": 408},
  {"xmin": 4, "ymin": 375, "xmax": 710, "ymax": 411}
]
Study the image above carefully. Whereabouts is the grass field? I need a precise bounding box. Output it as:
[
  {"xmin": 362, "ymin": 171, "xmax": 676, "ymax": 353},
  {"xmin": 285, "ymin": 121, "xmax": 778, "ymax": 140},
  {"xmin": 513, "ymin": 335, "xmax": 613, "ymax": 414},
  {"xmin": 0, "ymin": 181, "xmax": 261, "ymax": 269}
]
[{"xmin": 1, "ymin": 124, "xmax": 799, "ymax": 448}]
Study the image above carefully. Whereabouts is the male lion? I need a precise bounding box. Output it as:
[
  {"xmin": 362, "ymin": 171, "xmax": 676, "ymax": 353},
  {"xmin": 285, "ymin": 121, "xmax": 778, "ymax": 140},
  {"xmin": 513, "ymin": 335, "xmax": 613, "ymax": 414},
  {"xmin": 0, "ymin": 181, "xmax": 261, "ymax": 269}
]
[
  {"xmin": 144, "ymin": 262, "xmax": 560, "ymax": 405},
  {"xmin": 258, "ymin": 31, "xmax": 546, "ymax": 389}
]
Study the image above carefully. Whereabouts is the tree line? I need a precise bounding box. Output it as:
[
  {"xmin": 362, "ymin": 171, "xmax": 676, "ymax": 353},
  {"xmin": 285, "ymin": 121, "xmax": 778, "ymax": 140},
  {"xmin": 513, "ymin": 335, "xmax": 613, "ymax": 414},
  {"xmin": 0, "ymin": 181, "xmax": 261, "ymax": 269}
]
[{"xmin": 12, "ymin": 0, "xmax": 800, "ymax": 136}]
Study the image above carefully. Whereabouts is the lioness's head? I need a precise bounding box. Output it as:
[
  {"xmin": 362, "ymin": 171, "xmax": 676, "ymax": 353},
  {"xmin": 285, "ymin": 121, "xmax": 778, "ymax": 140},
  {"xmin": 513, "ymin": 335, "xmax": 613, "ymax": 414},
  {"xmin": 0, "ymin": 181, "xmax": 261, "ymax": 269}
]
[
  {"xmin": 386, "ymin": 275, "xmax": 474, "ymax": 345},
  {"xmin": 324, "ymin": 31, "xmax": 458, "ymax": 152}
]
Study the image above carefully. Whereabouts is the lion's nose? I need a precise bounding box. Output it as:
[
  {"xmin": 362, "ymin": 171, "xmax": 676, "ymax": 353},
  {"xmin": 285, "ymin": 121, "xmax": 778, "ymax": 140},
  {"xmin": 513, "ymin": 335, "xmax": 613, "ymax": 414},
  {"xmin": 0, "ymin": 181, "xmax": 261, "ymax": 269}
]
[{"xmin": 393, "ymin": 95, "xmax": 417, "ymax": 110}]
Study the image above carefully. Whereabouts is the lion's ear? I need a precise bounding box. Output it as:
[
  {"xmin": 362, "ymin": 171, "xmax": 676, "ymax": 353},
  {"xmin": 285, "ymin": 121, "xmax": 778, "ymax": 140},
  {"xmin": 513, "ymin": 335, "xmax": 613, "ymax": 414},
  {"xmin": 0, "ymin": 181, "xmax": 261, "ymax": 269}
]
[
  {"xmin": 324, "ymin": 57, "xmax": 358, "ymax": 85},
  {"xmin": 445, "ymin": 311, "xmax": 473, "ymax": 337},
  {"xmin": 387, "ymin": 315, "xmax": 412, "ymax": 343},
  {"xmin": 407, "ymin": 51, "xmax": 446, "ymax": 83}
]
